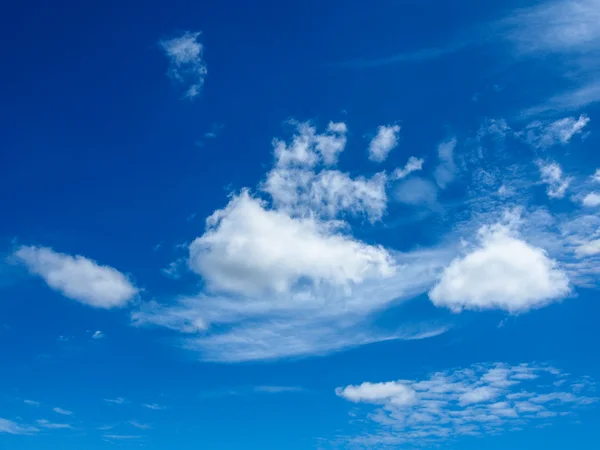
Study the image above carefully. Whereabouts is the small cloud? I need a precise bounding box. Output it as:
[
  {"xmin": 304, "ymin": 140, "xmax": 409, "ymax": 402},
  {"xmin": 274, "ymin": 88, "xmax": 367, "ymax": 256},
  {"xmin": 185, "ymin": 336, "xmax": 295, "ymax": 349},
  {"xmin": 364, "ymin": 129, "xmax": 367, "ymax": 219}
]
[
  {"xmin": 128, "ymin": 420, "xmax": 151, "ymax": 430},
  {"xmin": 91, "ymin": 330, "xmax": 105, "ymax": 340},
  {"xmin": 103, "ymin": 434, "xmax": 141, "ymax": 440},
  {"xmin": 160, "ymin": 31, "xmax": 207, "ymax": 99},
  {"xmin": 391, "ymin": 156, "xmax": 424, "ymax": 180},
  {"xmin": 368, "ymin": 124, "xmax": 401, "ymax": 162},
  {"xmin": 520, "ymin": 115, "xmax": 589, "ymax": 149},
  {"xmin": 582, "ymin": 192, "xmax": 600, "ymax": 207},
  {"xmin": 36, "ymin": 419, "xmax": 73, "ymax": 430},
  {"xmin": 142, "ymin": 403, "xmax": 166, "ymax": 410},
  {"xmin": 537, "ymin": 160, "xmax": 572, "ymax": 199},
  {"xmin": 52, "ymin": 407, "xmax": 73, "ymax": 416},
  {"xmin": 434, "ymin": 137, "xmax": 458, "ymax": 189},
  {"xmin": 104, "ymin": 397, "xmax": 127, "ymax": 405},
  {"xmin": 23, "ymin": 400, "xmax": 40, "ymax": 407},
  {"xmin": 0, "ymin": 418, "xmax": 38, "ymax": 435},
  {"xmin": 253, "ymin": 386, "xmax": 304, "ymax": 394},
  {"xmin": 13, "ymin": 246, "xmax": 138, "ymax": 309}
]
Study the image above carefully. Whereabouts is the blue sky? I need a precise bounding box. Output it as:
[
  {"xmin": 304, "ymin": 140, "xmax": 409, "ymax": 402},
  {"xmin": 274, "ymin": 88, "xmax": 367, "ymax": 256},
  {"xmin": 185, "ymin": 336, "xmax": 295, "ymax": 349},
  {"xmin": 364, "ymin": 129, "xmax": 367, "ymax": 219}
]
[{"xmin": 2, "ymin": 0, "xmax": 600, "ymax": 448}]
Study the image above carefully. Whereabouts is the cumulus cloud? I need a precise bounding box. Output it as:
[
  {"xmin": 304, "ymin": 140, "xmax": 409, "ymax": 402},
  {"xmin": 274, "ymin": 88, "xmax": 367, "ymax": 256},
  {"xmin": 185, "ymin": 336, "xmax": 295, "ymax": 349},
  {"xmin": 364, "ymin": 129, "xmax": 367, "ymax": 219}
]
[
  {"xmin": 537, "ymin": 161, "xmax": 572, "ymax": 198},
  {"xmin": 434, "ymin": 138, "xmax": 458, "ymax": 188},
  {"xmin": 337, "ymin": 363, "xmax": 596, "ymax": 447},
  {"xmin": 368, "ymin": 125, "xmax": 401, "ymax": 162},
  {"xmin": 13, "ymin": 246, "xmax": 138, "ymax": 309},
  {"xmin": 582, "ymin": 192, "xmax": 600, "ymax": 207},
  {"xmin": 160, "ymin": 31, "xmax": 207, "ymax": 99},
  {"xmin": 429, "ymin": 218, "xmax": 570, "ymax": 313},
  {"xmin": 593, "ymin": 169, "xmax": 600, "ymax": 183},
  {"xmin": 92, "ymin": 330, "xmax": 105, "ymax": 340},
  {"xmin": 187, "ymin": 191, "xmax": 394, "ymax": 297},
  {"xmin": 521, "ymin": 115, "xmax": 590, "ymax": 149}
]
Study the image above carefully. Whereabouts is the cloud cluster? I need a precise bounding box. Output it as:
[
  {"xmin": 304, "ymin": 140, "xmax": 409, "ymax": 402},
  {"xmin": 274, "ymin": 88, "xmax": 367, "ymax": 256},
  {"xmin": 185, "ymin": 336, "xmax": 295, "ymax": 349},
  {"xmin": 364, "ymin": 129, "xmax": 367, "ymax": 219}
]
[
  {"xmin": 14, "ymin": 246, "xmax": 138, "ymax": 309},
  {"xmin": 337, "ymin": 363, "xmax": 597, "ymax": 447},
  {"xmin": 521, "ymin": 115, "xmax": 590, "ymax": 149},
  {"xmin": 160, "ymin": 31, "xmax": 207, "ymax": 99},
  {"xmin": 537, "ymin": 161, "xmax": 572, "ymax": 199}
]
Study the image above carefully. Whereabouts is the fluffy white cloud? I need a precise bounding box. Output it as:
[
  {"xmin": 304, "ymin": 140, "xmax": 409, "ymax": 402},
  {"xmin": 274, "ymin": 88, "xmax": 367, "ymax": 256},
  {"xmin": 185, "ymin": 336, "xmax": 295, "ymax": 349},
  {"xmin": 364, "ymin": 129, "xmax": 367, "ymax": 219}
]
[
  {"xmin": 538, "ymin": 161, "xmax": 572, "ymax": 198},
  {"xmin": 337, "ymin": 363, "xmax": 596, "ymax": 447},
  {"xmin": 368, "ymin": 125, "xmax": 401, "ymax": 162},
  {"xmin": 52, "ymin": 407, "xmax": 72, "ymax": 416},
  {"xmin": 392, "ymin": 156, "xmax": 424, "ymax": 180},
  {"xmin": 434, "ymin": 138, "xmax": 458, "ymax": 188},
  {"xmin": 336, "ymin": 381, "xmax": 418, "ymax": 406},
  {"xmin": 160, "ymin": 31, "xmax": 207, "ymax": 99},
  {"xmin": 575, "ymin": 239, "xmax": 600, "ymax": 257},
  {"xmin": 92, "ymin": 330, "xmax": 105, "ymax": 340},
  {"xmin": 0, "ymin": 418, "xmax": 38, "ymax": 435},
  {"xmin": 14, "ymin": 246, "xmax": 138, "ymax": 309},
  {"xmin": 429, "ymin": 221, "xmax": 570, "ymax": 313},
  {"xmin": 521, "ymin": 115, "xmax": 589, "ymax": 149},
  {"xmin": 593, "ymin": 169, "xmax": 600, "ymax": 183},
  {"xmin": 582, "ymin": 192, "xmax": 600, "ymax": 207},
  {"xmin": 188, "ymin": 191, "xmax": 394, "ymax": 297}
]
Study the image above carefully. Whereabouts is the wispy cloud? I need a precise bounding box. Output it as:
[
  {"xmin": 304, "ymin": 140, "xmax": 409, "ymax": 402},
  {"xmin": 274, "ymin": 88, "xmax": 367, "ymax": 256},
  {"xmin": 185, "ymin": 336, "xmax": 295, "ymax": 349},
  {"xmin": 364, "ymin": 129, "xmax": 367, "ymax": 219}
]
[
  {"xmin": 52, "ymin": 407, "xmax": 73, "ymax": 416},
  {"xmin": 128, "ymin": 420, "xmax": 151, "ymax": 430},
  {"xmin": 36, "ymin": 419, "xmax": 73, "ymax": 430},
  {"xmin": 13, "ymin": 246, "xmax": 138, "ymax": 309},
  {"xmin": 104, "ymin": 397, "xmax": 127, "ymax": 405},
  {"xmin": 91, "ymin": 330, "xmax": 105, "ymax": 340},
  {"xmin": 23, "ymin": 399, "xmax": 40, "ymax": 407},
  {"xmin": 160, "ymin": 31, "xmax": 207, "ymax": 99},
  {"xmin": 0, "ymin": 418, "xmax": 38, "ymax": 435},
  {"xmin": 142, "ymin": 403, "xmax": 166, "ymax": 411}
]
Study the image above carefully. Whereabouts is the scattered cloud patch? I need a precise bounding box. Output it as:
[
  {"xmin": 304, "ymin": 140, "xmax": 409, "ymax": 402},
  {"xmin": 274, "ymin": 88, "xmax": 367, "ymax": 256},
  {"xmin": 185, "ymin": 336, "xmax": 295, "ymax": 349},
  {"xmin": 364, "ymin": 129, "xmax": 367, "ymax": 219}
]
[
  {"xmin": 52, "ymin": 407, "xmax": 73, "ymax": 416},
  {"xmin": 104, "ymin": 397, "xmax": 127, "ymax": 405},
  {"xmin": 368, "ymin": 125, "xmax": 401, "ymax": 162},
  {"xmin": 159, "ymin": 31, "xmax": 206, "ymax": 99},
  {"xmin": 337, "ymin": 363, "xmax": 596, "ymax": 447},
  {"xmin": 391, "ymin": 157, "xmax": 424, "ymax": 180},
  {"xmin": 23, "ymin": 400, "xmax": 40, "ymax": 407},
  {"xmin": 36, "ymin": 419, "xmax": 73, "ymax": 430},
  {"xmin": 395, "ymin": 177, "xmax": 438, "ymax": 206},
  {"xmin": 91, "ymin": 330, "xmax": 105, "ymax": 340},
  {"xmin": 537, "ymin": 161, "xmax": 572, "ymax": 199},
  {"xmin": 142, "ymin": 403, "xmax": 166, "ymax": 410},
  {"xmin": 13, "ymin": 246, "xmax": 137, "ymax": 309},
  {"xmin": 128, "ymin": 420, "xmax": 151, "ymax": 430},
  {"xmin": 253, "ymin": 386, "xmax": 304, "ymax": 394},
  {"xmin": 520, "ymin": 115, "xmax": 590, "ymax": 149}
]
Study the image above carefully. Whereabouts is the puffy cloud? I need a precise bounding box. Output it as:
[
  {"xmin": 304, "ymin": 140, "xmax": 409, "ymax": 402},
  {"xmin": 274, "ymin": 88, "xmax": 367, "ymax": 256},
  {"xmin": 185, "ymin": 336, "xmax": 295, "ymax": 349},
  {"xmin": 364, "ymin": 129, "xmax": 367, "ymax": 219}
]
[
  {"xmin": 593, "ymin": 169, "xmax": 600, "ymax": 183},
  {"xmin": 537, "ymin": 161, "xmax": 572, "ymax": 199},
  {"xmin": 336, "ymin": 381, "xmax": 418, "ymax": 406},
  {"xmin": 368, "ymin": 125, "xmax": 401, "ymax": 162},
  {"xmin": 337, "ymin": 363, "xmax": 596, "ymax": 447},
  {"xmin": 91, "ymin": 330, "xmax": 105, "ymax": 340},
  {"xmin": 159, "ymin": 31, "xmax": 207, "ymax": 99},
  {"xmin": 187, "ymin": 191, "xmax": 394, "ymax": 297},
  {"xmin": 0, "ymin": 418, "xmax": 38, "ymax": 435},
  {"xmin": 429, "ymin": 220, "xmax": 570, "ymax": 313},
  {"xmin": 521, "ymin": 115, "xmax": 589, "ymax": 149},
  {"xmin": 582, "ymin": 192, "xmax": 600, "ymax": 207},
  {"xmin": 391, "ymin": 156, "xmax": 424, "ymax": 180},
  {"xmin": 575, "ymin": 239, "xmax": 600, "ymax": 257},
  {"xmin": 434, "ymin": 138, "xmax": 458, "ymax": 188},
  {"xmin": 13, "ymin": 246, "xmax": 138, "ymax": 309}
]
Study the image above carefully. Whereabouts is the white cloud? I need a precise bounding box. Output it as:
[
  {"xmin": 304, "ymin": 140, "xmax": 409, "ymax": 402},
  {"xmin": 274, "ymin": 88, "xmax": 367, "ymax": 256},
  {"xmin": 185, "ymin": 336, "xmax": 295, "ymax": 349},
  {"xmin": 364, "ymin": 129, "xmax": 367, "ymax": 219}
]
[
  {"xmin": 14, "ymin": 246, "xmax": 138, "ymax": 309},
  {"xmin": 188, "ymin": 190, "xmax": 394, "ymax": 297},
  {"xmin": 429, "ymin": 219, "xmax": 570, "ymax": 313},
  {"xmin": 575, "ymin": 239, "xmax": 600, "ymax": 257},
  {"xmin": 538, "ymin": 161, "xmax": 572, "ymax": 198},
  {"xmin": 434, "ymin": 138, "xmax": 458, "ymax": 188},
  {"xmin": 23, "ymin": 400, "xmax": 40, "ymax": 407},
  {"xmin": 368, "ymin": 125, "xmax": 401, "ymax": 162},
  {"xmin": 391, "ymin": 156, "xmax": 424, "ymax": 180},
  {"xmin": 336, "ymin": 381, "xmax": 418, "ymax": 406},
  {"xmin": 36, "ymin": 419, "xmax": 73, "ymax": 430},
  {"xmin": 582, "ymin": 192, "xmax": 600, "ymax": 207},
  {"xmin": 52, "ymin": 407, "xmax": 73, "ymax": 416},
  {"xmin": 104, "ymin": 397, "xmax": 127, "ymax": 405},
  {"xmin": 253, "ymin": 386, "xmax": 304, "ymax": 394},
  {"xmin": 337, "ymin": 363, "xmax": 596, "ymax": 447},
  {"xmin": 92, "ymin": 330, "xmax": 105, "ymax": 340},
  {"xmin": 128, "ymin": 420, "xmax": 151, "ymax": 430},
  {"xmin": 521, "ymin": 115, "xmax": 590, "ymax": 149},
  {"xmin": 0, "ymin": 418, "xmax": 38, "ymax": 435},
  {"xmin": 593, "ymin": 169, "xmax": 600, "ymax": 183},
  {"xmin": 142, "ymin": 403, "xmax": 166, "ymax": 410},
  {"xmin": 103, "ymin": 434, "xmax": 141, "ymax": 440},
  {"xmin": 160, "ymin": 31, "xmax": 206, "ymax": 99}
]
